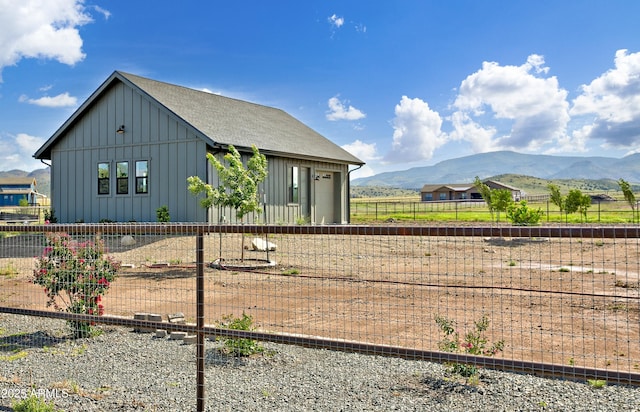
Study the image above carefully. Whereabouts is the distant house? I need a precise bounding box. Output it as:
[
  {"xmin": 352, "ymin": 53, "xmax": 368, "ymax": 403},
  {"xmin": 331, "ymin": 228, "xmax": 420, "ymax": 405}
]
[
  {"xmin": 34, "ymin": 71, "xmax": 364, "ymax": 223},
  {"xmin": 0, "ymin": 177, "xmax": 42, "ymax": 206},
  {"xmin": 420, "ymin": 180, "xmax": 522, "ymax": 202}
]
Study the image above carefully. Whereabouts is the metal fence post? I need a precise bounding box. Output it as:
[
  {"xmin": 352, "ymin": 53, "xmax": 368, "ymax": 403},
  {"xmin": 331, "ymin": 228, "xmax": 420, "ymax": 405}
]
[{"xmin": 196, "ymin": 229, "xmax": 205, "ymax": 412}]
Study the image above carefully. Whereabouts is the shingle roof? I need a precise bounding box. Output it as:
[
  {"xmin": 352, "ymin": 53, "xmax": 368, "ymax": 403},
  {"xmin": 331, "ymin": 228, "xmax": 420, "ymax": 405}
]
[
  {"xmin": 35, "ymin": 71, "xmax": 363, "ymax": 165},
  {"xmin": 420, "ymin": 184, "xmax": 473, "ymax": 192},
  {"xmin": 0, "ymin": 177, "xmax": 36, "ymax": 186}
]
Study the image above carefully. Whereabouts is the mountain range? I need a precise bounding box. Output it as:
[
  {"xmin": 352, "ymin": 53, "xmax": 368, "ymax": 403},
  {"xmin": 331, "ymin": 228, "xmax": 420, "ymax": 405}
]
[{"xmin": 352, "ymin": 151, "xmax": 640, "ymax": 189}]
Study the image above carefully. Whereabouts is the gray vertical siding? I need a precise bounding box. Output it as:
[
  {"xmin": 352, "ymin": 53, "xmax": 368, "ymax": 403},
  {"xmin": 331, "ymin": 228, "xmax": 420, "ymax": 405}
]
[
  {"xmin": 51, "ymin": 81, "xmax": 207, "ymax": 223},
  {"xmin": 204, "ymin": 154, "xmax": 350, "ymax": 225}
]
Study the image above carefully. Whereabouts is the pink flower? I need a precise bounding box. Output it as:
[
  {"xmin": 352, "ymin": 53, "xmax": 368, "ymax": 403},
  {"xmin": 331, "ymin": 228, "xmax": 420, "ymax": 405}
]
[{"xmin": 98, "ymin": 278, "xmax": 110, "ymax": 287}]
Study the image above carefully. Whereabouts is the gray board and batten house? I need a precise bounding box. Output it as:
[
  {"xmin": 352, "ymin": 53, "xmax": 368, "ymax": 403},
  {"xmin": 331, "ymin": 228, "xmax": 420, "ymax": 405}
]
[{"xmin": 34, "ymin": 71, "xmax": 364, "ymax": 224}]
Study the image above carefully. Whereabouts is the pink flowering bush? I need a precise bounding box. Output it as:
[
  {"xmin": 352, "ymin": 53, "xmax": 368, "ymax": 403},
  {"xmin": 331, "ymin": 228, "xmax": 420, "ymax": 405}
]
[
  {"xmin": 434, "ymin": 313, "xmax": 505, "ymax": 378},
  {"xmin": 33, "ymin": 233, "xmax": 120, "ymax": 337}
]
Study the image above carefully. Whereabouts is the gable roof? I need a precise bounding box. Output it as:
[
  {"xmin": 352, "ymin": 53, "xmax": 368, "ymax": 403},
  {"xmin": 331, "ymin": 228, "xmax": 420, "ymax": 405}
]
[
  {"xmin": 0, "ymin": 177, "xmax": 36, "ymax": 187},
  {"xmin": 35, "ymin": 71, "xmax": 364, "ymax": 165},
  {"xmin": 420, "ymin": 183, "xmax": 474, "ymax": 192},
  {"xmin": 484, "ymin": 180, "xmax": 521, "ymax": 191}
]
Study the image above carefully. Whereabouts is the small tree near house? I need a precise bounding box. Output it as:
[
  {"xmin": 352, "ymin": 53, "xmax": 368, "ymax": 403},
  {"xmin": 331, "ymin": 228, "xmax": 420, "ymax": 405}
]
[
  {"xmin": 618, "ymin": 178, "xmax": 638, "ymax": 223},
  {"xmin": 187, "ymin": 144, "xmax": 268, "ymax": 260},
  {"xmin": 548, "ymin": 184, "xmax": 591, "ymax": 223},
  {"xmin": 474, "ymin": 176, "xmax": 513, "ymax": 222}
]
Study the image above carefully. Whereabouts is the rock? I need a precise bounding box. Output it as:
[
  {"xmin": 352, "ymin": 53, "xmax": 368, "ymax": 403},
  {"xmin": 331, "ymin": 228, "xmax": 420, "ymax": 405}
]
[
  {"xmin": 251, "ymin": 237, "xmax": 277, "ymax": 251},
  {"xmin": 121, "ymin": 235, "xmax": 136, "ymax": 246},
  {"xmin": 155, "ymin": 329, "xmax": 168, "ymax": 338}
]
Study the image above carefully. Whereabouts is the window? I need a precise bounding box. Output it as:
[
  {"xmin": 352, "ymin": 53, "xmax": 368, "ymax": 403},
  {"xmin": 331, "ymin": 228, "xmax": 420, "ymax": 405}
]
[
  {"xmin": 116, "ymin": 162, "xmax": 129, "ymax": 194},
  {"xmin": 135, "ymin": 161, "xmax": 148, "ymax": 194},
  {"xmin": 423, "ymin": 193, "xmax": 433, "ymax": 201},
  {"xmin": 288, "ymin": 166, "xmax": 299, "ymax": 203},
  {"xmin": 439, "ymin": 193, "xmax": 447, "ymax": 200},
  {"xmin": 98, "ymin": 163, "xmax": 110, "ymax": 195}
]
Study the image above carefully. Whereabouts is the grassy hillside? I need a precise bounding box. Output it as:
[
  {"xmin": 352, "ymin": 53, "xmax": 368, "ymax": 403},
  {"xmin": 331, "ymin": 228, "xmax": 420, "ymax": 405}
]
[
  {"xmin": 350, "ymin": 186, "xmax": 419, "ymax": 200},
  {"xmin": 490, "ymin": 174, "xmax": 635, "ymax": 196}
]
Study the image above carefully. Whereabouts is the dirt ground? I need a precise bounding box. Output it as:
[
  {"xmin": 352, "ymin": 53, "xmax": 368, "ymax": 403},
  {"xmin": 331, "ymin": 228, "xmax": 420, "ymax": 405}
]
[{"xmin": 1, "ymin": 229, "xmax": 639, "ymax": 373}]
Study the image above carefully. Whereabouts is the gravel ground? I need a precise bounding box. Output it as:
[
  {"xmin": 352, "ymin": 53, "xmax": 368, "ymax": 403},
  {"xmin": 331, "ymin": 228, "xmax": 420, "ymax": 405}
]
[{"xmin": 1, "ymin": 314, "xmax": 639, "ymax": 412}]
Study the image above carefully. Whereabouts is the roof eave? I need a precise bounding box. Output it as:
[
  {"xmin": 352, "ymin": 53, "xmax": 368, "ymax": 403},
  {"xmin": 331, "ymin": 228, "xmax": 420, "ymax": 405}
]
[
  {"xmin": 34, "ymin": 71, "xmax": 124, "ymax": 160},
  {"xmin": 208, "ymin": 144, "xmax": 364, "ymax": 166}
]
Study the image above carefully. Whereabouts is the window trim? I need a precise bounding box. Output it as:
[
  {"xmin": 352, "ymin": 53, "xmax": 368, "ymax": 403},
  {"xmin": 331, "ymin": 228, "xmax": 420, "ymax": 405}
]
[
  {"xmin": 288, "ymin": 165, "xmax": 299, "ymax": 204},
  {"xmin": 135, "ymin": 160, "xmax": 149, "ymax": 194},
  {"xmin": 116, "ymin": 161, "xmax": 129, "ymax": 195},
  {"xmin": 97, "ymin": 162, "xmax": 110, "ymax": 195}
]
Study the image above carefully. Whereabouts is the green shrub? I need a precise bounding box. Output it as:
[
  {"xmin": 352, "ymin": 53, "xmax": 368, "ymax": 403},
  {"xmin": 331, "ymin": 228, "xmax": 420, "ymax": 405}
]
[
  {"xmin": 217, "ymin": 313, "xmax": 263, "ymax": 356},
  {"xmin": 156, "ymin": 205, "xmax": 170, "ymax": 223},
  {"xmin": 33, "ymin": 233, "xmax": 120, "ymax": 338},
  {"xmin": 507, "ymin": 200, "xmax": 543, "ymax": 225},
  {"xmin": 43, "ymin": 209, "xmax": 58, "ymax": 224},
  {"xmin": 435, "ymin": 314, "xmax": 505, "ymax": 379},
  {"xmin": 12, "ymin": 394, "xmax": 62, "ymax": 412}
]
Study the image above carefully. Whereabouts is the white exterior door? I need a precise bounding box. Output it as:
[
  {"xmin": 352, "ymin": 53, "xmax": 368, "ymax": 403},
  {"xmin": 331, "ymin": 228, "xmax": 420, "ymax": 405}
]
[{"xmin": 315, "ymin": 171, "xmax": 334, "ymax": 224}]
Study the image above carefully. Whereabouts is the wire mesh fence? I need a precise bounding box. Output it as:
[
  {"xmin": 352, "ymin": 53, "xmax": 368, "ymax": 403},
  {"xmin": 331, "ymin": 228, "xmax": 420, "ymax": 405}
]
[
  {"xmin": 1, "ymin": 223, "xmax": 639, "ymax": 410},
  {"xmin": 350, "ymin": 200, "xmax": 639, "ymax": 223}
]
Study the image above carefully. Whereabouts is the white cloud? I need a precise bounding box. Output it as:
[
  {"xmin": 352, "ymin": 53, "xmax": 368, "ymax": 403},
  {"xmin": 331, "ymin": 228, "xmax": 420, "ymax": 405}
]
[
  {"xmin": 342, "ymin": 140, "xmax": 378, "ymax": 178},
  {"xmin": 570, "ymin": 49, "xmax": 640, "ymax": 148},
  {"xmin": 451, "ymin": 54, "xmax": 570, "ymax": 152},
  {"xmin": 19, "ymin": 92, "xmax": 77, "ymax": 107},
  {"xmin": 384, "ymin": 96, "xmax": 447, "ymax": 163},
  {"xmin": 0, "ymin": 0, "xmax": 94, "ymax": 80},
  {"xmin": 0, "ymin": 132, "xmax": 45, "ymax": 171},
  {"xmin": 328, "ymin": 14, "xmax": 344, "ymax": 29},
  {"xmin": 92, "ymin": 5, "xmax": 111, "ymax": 19},
  {"xmin": 342, "ymin": 139, "xmax": 379, "ymax": 162},
  {"xmin": 326, "ymin": 95, "xmax": 366, "ymax": 121}
]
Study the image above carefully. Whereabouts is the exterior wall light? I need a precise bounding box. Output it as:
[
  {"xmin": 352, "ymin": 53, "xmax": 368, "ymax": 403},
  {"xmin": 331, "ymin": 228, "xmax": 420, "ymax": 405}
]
[{"xmin": 116, "ymin": 125, "xmax": 125, "ymax": 134}]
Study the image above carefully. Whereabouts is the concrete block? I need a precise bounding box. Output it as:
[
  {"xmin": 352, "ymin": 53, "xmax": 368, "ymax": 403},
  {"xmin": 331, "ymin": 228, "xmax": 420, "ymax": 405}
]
[
  {"xmin": 155, "ymin": 329, "xmax": 168, "ymax": 338},
  {"xmin": 147, "ymin": 313, "xmax": 163, "ymax": 322},
  {"xmin": 169, "ymin": 331, "xmax": 188, "ymax": 340},
  {"xmin": 168, "ymin": 312, "xmax": 185, "ymax": 324},
  {"xmin": 133, "ymin": 313, "xmax": 149, "ymax": 332},
  {"xmin": 183, "ymin": 335, "xmax": 197, "ymax": 344}
]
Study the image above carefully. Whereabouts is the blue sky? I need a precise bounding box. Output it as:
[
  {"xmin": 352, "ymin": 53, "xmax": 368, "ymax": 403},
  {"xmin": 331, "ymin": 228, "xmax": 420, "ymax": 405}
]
[{"xmin": 1, "ymin": 1, "xmax": 640, "ymax": 179}]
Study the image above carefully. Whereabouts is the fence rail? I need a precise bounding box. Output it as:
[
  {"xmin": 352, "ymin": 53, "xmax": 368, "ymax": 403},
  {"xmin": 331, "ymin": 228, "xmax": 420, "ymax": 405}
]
[{"xmin": 1, "ymin": 223, "xmax": 639, "ymax": 410}]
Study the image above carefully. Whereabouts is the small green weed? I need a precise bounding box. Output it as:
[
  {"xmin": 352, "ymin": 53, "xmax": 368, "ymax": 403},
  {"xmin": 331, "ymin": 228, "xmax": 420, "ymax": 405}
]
[
  {"xmin": 12, "ymin": 394, "xmax": 62, "ymax": 412},
  {"xmin": 587, "ymin": 379, "xmax": 607, "ymax": 389},
  {"xmin": 0, "ymin": 262, "xmax": 18, "ymax": 278},
  {"xmin": 434, "ymin": 314, "xmax": 504, "ymax": 380},
  {"xmin": 0, "ymin": 349, "xmax": 28, "ymax": 361},
  {"xmin": 508, "ymin": 260, "xmax": 516, "ymax": 267},
  {"xmin": 282, "ymin": 268, "xmax": 300, "ymax": 275},
  {"xmin": 217, "ymin": 313, "xmax": 264, "ymax": 357},
  {"xmin": 558, "ymin": 267, "xmax": 570, "ymax": 272}
]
